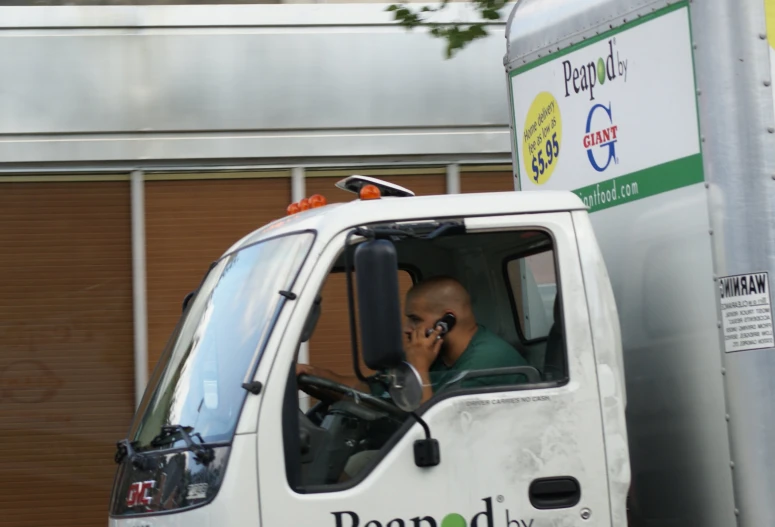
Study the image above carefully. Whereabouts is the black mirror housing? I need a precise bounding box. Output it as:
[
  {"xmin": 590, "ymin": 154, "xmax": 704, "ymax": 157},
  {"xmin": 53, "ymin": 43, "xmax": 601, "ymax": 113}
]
[{"xmin": 354, "ymin": 239, "xmax": 405, "ymax": 371}]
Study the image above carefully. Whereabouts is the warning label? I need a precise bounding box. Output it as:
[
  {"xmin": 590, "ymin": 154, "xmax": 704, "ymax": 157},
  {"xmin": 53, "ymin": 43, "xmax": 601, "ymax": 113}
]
[{"xmin": 720, "ymin": 272, "xmax": 774, "ymax": 353}]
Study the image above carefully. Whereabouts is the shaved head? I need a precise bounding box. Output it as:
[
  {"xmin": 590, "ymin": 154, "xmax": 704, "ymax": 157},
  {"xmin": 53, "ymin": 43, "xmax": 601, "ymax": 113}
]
[
  {"xmin": 403, "ymin": 276, "xmax": 479, "ymax": 364},
  {"xmin": 403, "ymin": 276, "xmax": 476, "ymax": 336},
  {"xmin": 406, "ymin": 276, "xmax": 472, "ymax": 315}
]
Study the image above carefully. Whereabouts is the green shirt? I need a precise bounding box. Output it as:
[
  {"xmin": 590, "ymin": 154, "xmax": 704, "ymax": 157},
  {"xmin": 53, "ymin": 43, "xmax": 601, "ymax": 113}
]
[
  {"xmin": 369, "ymin": 325, "xmax": 529, "ymax": 399},
  {"xmin": 428, "ymin": 324, "xmax": 529, "ymax": 393}
]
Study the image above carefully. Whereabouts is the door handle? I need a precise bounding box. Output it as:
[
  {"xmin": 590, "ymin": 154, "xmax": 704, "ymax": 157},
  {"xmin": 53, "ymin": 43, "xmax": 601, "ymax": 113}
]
[{"xmin": 529, "ymin": 477, "xmax": 581, "ymax": 509}]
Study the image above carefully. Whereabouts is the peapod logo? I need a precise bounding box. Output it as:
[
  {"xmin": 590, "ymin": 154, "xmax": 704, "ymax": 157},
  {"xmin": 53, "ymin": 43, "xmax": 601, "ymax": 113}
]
[
  {"xmin": 584, "ymin": 102, "xmax": 619, "ymax": 172},
  {"xmin": 562, "ymin": 38, "xmax": 628, "ymax": 101},
  {"xmin": 332, "ymin": 496, "xmax": 534, "ymax": 527}
]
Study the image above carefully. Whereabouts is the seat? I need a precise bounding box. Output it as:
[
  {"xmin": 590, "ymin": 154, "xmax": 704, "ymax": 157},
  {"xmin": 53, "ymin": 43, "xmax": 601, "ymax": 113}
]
[{"xmin": 543, "ymin": 295, "xmax": 565, "ymax": 381}]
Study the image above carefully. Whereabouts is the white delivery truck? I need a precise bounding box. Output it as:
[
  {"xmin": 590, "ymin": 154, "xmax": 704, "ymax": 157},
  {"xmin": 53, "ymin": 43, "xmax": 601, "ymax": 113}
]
[
  {"xmin": 110, "ymin": 176, "xmax": 631, "ymax": 527},
  {"xmin": 505, "ymin": 0, "xmax": 775, "ymax": 526}
]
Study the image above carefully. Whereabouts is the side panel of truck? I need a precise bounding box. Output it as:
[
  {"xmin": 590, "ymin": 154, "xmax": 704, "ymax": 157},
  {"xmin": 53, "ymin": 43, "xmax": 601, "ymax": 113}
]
[
  {"xmin": 507, "ymin": 0, "xmax": 775, "ymax": 525},
  {"xmin": 700, "ymin": 0, "xmax": 775, "ymax": 522}
]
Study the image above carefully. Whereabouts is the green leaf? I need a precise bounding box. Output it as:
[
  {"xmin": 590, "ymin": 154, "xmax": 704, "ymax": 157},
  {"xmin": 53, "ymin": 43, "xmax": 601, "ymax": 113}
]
[
  {"xmin": 386, "ymin": 0, "xmax": 504, "ymax": 58},
  {"xmin": 481, "ymin": 9, "xmax": 501, "ymax": 20}
]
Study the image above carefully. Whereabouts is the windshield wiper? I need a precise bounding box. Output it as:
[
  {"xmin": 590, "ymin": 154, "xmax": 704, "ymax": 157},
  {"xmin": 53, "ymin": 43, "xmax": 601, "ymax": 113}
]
[
  {"xmin": 150, "ymin": 424, "xmax": 215, "ymax": 466},
  {"xmin": 114, "ymin": 439, "xmax": 153, "ymax": 471}
]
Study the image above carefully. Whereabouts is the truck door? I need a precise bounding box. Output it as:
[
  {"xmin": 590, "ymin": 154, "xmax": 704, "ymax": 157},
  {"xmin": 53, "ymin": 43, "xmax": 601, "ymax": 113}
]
[{"xmin": 255, "ymin": 212, "xmax": 612, "ymax": 527}]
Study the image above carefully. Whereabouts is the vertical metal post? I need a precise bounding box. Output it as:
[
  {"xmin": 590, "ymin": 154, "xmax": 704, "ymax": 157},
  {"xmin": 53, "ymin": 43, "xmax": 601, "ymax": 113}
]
[
  {"xmin": 291, "ymin": 167, "xmax": 310, "ymax": 411},
  {"xmin": 291, "ymin": 166, "xmax": 305, "ymax": 203},
  {"xmin": 131, "ymin": 170, "xmax": 149, "ymax": 410},
  {"xmin": 446, "ymin": 163, "xmax": 461, "ymax": 194}
]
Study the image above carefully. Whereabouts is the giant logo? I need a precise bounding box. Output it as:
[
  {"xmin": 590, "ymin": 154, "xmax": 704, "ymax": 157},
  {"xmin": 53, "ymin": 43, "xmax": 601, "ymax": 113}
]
[{"xmin": 583, "ymin": 102, "xmax": 619, "ymax": 172}]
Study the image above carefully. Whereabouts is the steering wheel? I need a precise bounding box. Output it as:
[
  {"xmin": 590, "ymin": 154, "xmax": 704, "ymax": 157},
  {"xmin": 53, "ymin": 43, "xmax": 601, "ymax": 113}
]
[{"xmin": 297, "ymin": 373, "xmax": 407, "ymax": 420}]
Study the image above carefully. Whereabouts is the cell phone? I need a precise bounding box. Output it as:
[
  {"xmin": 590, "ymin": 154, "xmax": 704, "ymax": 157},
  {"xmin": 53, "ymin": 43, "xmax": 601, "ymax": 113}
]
[{"xmin": 425, "ymin": 313, "xmax": 457, "ymax": 337}]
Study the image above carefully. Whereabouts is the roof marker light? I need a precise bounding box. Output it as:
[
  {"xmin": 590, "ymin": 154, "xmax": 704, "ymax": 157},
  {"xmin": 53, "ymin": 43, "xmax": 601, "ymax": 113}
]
[
  {"xmin": 299, "ymin": 198, "xmax": 311, "ymax": 211},
  {"xmin": 309, "ymin": 194, "xmax": 327, "ymax": 208},
  {"xmin": 287, "ymin": 203, "xmax": 300, "ymax": 215},
  {"xmin": 360, "ymin": 184, "xmax": 381, "ymax": 200}
]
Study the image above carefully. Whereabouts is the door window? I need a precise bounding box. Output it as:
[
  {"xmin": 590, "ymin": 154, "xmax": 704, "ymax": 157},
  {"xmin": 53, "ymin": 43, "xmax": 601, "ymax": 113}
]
[
  {"xmin": 286, "ymin": 229, "xmax": 568, "ymax": 491},
  {"xmin": 299, "ymin": 269, "xmax": 415, "ymax": 411},
  {"xmin": 506, "ymin": 250, "xmax": 557, "ymax": 341}
]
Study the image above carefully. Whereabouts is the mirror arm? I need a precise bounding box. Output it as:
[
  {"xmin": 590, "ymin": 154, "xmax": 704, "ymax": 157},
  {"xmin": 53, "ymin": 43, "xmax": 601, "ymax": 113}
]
[
  {"xmin": 409, "ymin": 411, "xmax": 432, "ymax": 439},
  {"xmin": 371, "ymin": 372, "xmax": 439, "ymax": 468},
  {"xmin": 410, "ymin": 411, "xmax": 440, "ymax": 468}
]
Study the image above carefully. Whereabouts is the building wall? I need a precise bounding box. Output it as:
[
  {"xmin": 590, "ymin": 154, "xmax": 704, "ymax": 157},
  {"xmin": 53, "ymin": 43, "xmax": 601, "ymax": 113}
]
[
  {"xmin": 0, "ymin": 179, "xmax": 134, "ymax": 527},
  {"xmin": 0, "ymin": 3, "xmax": 516, "ymax": 525},
  {"xmin": 0, "ymin": 3, "xmax": 512, "ymax": 167},
  {"xmin": 0, "ymin": 165, "xmax": 514, "ymax": 527}
]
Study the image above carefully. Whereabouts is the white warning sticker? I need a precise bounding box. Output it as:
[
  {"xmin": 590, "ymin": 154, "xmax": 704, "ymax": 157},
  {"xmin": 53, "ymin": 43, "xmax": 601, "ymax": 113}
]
[{"xmin": 719, "ymin": 272, "xmax": 774, "ymax": 353}]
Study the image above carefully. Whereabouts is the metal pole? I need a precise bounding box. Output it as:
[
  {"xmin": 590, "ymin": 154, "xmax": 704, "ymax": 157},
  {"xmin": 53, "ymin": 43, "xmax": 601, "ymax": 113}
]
[
  {"xmin": 291, "ymin": 167, "xmax": 310, "ymax": 411},
  {"xmin": 131, "ymin": 170, "xmax": 149, "ymax": 409},
  {"xmin": 291, "ymin": 166, "xmax": 305, "ymax": 203},
  {"xmin": 446, "ymin": 163, "xmax": 461, "ymax": 194}
]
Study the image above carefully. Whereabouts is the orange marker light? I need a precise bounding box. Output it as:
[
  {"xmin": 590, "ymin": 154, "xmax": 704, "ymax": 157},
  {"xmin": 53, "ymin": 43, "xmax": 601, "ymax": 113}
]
[
  {"xmin": 359, "ymin": 184, "xmax": 381, "ymax": 200},
  {"xmin": 309, "ymin": 194, "xmax": 327, "ymax": 208},
  {"xmin": 287, "ymin": 203, "xmax": 300, "ymax": 215},
  {"xmin": 299, "ymin": 198, "xmax": 311, "ymax": 211}
]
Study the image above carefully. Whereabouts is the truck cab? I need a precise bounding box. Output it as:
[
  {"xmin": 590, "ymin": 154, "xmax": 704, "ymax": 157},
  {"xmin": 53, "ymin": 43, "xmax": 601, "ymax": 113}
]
[{"xmin": 109, "ymin": 177, "xmax": 629, "ymax": 527}]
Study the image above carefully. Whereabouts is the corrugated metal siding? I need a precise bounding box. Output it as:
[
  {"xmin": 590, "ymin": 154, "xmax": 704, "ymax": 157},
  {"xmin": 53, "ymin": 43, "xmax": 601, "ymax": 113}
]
[
  {"xmin": 461, "ymin": 171, "xmax": 514, "ymax": 193},
  {"xmin": 0, "ymin": 181, "xmax": 133, "ymax": 527}
]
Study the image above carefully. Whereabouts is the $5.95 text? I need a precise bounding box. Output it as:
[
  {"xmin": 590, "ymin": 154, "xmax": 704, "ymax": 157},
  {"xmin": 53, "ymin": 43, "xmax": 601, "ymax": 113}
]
[{"xmin": 531, "ymin": 132, "xmax": 560, "ymax": 182}]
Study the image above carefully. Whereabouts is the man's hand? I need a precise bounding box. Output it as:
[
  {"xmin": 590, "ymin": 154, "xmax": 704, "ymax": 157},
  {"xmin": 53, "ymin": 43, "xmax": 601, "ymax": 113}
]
[
  {"xmin": 403, "ymin": 324, "xmax": 444, "ymax": 373},
  {"xmin": 403, "ymin": 324, "xmax": 443, "ymax": 404}
]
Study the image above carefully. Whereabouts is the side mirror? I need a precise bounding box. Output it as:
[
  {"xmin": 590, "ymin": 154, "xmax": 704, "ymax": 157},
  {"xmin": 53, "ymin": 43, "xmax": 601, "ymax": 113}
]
[
  {"xmin": 354, "ymin": 239, "xmax": 405, "ymax": 370},
  {"xmin": 386, "ymin": 362, "xmax": 423, "ymax": 412}
]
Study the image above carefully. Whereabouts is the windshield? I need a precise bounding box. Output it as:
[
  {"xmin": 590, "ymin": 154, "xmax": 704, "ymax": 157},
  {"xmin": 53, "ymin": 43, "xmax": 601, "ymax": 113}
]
[{"xmin": 130, "ymin": 231, "xmax": 314, "ymax": 450}]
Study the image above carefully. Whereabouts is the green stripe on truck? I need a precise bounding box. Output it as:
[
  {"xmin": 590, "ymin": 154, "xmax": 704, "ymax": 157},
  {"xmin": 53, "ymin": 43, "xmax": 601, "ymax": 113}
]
[{"xmin": 572, "ymin": 153, "xmax": 704, "ymax": 213}]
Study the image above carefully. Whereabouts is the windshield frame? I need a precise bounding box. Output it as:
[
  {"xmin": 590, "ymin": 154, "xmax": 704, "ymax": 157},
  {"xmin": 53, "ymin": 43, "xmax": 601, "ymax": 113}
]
[{"xmin": 127, "ymin": 229, "xmax": 317, "ymax": 454}]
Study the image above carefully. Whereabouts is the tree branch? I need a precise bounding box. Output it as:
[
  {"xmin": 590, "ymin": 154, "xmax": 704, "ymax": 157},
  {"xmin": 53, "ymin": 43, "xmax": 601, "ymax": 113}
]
[{"xmin": 386, "ymin": 0, "xmax": 508, "ymax": 59}]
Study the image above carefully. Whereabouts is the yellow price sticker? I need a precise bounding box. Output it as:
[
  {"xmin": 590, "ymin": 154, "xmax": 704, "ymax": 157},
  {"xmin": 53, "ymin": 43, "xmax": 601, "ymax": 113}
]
[
  {"xmin": 522, "ymin": 92, "xmax": 563, "ymax": 185},
  {"xmin": 767, "ymin": 0, "xmax": 775, "ymax": 49}
]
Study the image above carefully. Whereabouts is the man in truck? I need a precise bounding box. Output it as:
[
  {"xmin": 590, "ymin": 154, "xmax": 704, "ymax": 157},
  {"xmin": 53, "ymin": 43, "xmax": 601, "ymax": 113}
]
[
  {"xmin": 296, "ymin": 276, "xmax": 529, "ymax": 401},
  {"xmin": 297, "ymin": 275, "xmax": 530, "ymax": 481}
]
